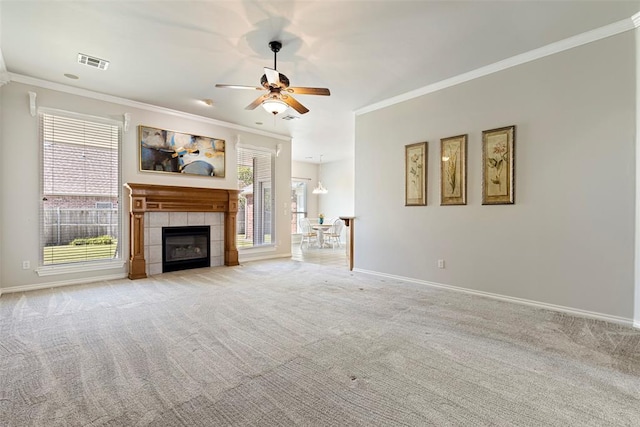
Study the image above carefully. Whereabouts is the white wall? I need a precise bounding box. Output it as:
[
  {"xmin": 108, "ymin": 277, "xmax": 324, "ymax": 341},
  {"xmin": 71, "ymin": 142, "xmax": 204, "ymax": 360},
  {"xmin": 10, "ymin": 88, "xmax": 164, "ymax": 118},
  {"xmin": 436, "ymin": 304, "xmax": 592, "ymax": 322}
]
[
  {"xmin": 0, "ymin": 81, "xmax": 291, "ymax": 290},
  {"xmin": 355, "ymin": 32, "xmax": 636, "ymax": 321},
  {"xmin": 292, "ymin": 158, "xmax": 355, "ymax": 237},
  {"xmin": 636, "ymin": 26, "xmax": 640, "ymax": 328},
  {"xmin": 0, "ymin": 82, "xmax": 3, "ymax": 290},
  {"xmin": 318, "ymin": 157, "xmax": 355, "ymax": 220}
]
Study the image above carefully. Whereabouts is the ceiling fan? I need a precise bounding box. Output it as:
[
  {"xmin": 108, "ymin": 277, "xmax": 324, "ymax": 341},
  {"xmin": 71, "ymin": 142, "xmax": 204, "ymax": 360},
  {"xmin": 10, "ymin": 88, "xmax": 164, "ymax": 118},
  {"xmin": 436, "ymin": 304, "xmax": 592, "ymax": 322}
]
[{"xmin": 215, "ymin": 41, "xmax": 330, "ymax": 115}]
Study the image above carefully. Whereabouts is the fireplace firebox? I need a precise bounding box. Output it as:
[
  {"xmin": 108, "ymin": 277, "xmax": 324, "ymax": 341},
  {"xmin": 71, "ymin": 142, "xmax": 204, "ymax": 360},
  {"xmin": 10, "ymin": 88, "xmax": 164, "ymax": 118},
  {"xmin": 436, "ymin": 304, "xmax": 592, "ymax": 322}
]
[{"xmin": 162, "ymin": 226, "xmax": 211, "ymax": 273}]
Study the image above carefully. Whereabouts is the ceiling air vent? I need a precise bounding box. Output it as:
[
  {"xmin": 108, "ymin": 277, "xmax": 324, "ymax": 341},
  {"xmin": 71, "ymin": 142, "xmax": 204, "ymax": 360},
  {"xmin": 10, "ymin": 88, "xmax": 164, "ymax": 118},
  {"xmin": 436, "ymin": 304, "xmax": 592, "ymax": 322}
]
[
  {"xmin": 77, "ymin": 53, "xmax": 110, "ymax": 70},
  {"xmin": 282, "ymin": 115, "xmax": 299, "ymax": 121}
]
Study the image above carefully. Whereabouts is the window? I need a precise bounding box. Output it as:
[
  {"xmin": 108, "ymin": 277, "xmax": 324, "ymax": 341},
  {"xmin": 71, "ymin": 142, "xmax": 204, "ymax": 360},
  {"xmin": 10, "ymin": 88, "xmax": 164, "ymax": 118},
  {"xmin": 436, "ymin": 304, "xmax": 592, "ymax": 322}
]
[
  {"xmin": 291, "ymin": 180, "xmax": 307, "ymax": 234},
  {"xmin": 237, "ymin": 146, "xmax": 275, "ymax": 249},
  {"xmin": 40, "ymin": 111, "xmax": 121, "ymax": 266}
]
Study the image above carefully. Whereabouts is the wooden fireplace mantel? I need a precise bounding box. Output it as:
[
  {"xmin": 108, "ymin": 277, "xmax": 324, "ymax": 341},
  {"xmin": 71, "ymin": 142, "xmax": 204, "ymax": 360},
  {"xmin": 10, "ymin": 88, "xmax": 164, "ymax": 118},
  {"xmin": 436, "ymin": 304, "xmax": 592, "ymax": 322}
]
[{"xmin": 125, "ymin": 183, "xmax": 240, "ymax": 279}]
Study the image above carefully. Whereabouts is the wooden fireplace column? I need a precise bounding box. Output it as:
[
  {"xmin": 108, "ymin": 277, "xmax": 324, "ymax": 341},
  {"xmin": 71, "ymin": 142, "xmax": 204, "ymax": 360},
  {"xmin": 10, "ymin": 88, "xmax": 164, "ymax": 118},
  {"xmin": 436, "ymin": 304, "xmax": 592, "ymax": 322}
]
[{"xmin": 125, "ymin": 183, "xmax": 240, "ymax": 280}]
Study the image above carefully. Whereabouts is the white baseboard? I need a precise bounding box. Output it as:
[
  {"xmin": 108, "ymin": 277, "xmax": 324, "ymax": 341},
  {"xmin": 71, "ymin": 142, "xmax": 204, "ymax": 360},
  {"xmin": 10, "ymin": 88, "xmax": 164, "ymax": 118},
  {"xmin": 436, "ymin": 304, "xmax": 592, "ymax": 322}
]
[
  {"xmin": 239, "ymin": 253, "xmax": 292, "ymax": 263},
  {"xmin": 0, "ymin": 273, "xmax": 128, "ymax": 295},
  {"xmin": 0, "ymin": 255, "xmax": 294, "ymax": 295},
  {"xmin": 353, "ymin": 268, "xmax": 636, "ymax": 328},
  {"xmin": 36, "ymin": 260, "xmax": 125, "ymax": 277}
]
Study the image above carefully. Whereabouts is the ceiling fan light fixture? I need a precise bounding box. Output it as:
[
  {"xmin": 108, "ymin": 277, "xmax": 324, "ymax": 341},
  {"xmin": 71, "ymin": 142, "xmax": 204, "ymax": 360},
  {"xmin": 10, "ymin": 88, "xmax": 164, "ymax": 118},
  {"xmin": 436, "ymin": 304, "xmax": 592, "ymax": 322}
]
[
  {"xmin": 216, "ymin": 40, "xmax": 329, "ymax": 116},
  {"xmin": 262, "ymin": 99, "xmax": 288, "ymax": 115}
]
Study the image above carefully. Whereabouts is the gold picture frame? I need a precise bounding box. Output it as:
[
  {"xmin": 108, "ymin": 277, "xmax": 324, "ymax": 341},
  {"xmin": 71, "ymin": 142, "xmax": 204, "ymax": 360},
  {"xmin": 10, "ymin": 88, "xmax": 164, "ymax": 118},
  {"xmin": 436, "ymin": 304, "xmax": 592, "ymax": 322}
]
[
  {"xmin": 482, "ymin": 125, "xmax": 515, "ymax": 204},
  {"xmin": 440, "ymin": 134, "xmax": 467, "ymax": 205},
  {"xmin": 405, "ymin": 141, "xmax": 427, "ymax": 206},
  {"xmin": 139, "ymin": 125, "xmax": 226, "ymax": 177}
]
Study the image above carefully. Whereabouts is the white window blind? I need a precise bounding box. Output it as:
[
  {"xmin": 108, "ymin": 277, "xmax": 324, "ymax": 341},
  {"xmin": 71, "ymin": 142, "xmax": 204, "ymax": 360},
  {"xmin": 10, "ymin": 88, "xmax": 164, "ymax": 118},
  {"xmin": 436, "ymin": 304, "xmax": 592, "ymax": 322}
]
[
  {"xmin": 237, "ymin": 146, "xmax": 275, "ymax": 248},
  {"xmin": 40, "ymin": 111, "xmax": 121, "ymax": 265}
]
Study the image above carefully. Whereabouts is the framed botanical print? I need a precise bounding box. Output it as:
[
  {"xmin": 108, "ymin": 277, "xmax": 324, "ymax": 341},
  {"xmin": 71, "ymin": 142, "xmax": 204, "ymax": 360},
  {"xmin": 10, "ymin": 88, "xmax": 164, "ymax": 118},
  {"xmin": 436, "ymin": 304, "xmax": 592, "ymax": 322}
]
[
  {"xmin": 482, "ymin": 125, "xmax": 515, "ymax": 204},
  {"xmin": 405, "ymin": 142, "xmax": 427, "ymax": 206},
  {"xmin": 440, "ymin": 134, "xmax": 467, "ymax": 205}
]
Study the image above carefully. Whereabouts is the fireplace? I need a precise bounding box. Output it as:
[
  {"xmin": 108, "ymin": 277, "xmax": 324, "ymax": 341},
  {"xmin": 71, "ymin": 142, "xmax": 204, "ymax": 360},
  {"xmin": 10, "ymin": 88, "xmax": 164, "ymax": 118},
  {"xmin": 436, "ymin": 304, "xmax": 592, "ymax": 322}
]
[
  {"xmin": 125, "ymin": 183, "xmax": 239, "ymax": 280},
  {"xmin": 162, "ymin": 226, "xmax": 211, "ymax": 273}
]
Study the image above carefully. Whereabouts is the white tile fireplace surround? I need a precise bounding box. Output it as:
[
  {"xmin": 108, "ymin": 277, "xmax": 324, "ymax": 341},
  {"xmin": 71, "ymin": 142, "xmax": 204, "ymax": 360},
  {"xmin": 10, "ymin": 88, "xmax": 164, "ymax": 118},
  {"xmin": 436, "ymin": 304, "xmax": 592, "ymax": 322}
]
[{"xmin": 144, "ymin": 212, "xmax": 224, "ymax": 276}]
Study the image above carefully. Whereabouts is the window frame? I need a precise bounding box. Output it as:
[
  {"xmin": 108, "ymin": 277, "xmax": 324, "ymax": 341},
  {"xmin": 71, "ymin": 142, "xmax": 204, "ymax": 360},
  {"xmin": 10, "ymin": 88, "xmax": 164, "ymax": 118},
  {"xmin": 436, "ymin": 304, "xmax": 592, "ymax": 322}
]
[
  {"xmin": 236, "ymin": 144, "xmax": 276, "ymax": 251},
  {"xmin": 37, "ymin": 108, "xmax": 124, "ymax": 275},
  {"xmin": 291, "ymin": 179, "xmax": 308, "ymax": 234}
]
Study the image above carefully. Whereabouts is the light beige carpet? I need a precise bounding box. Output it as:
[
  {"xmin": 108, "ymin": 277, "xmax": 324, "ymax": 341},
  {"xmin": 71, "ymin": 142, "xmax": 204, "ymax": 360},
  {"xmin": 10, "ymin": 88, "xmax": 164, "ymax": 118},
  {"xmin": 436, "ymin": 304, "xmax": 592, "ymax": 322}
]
[{"xmin": 1, "ymin": 259, "xmax": 639, "ymax": 426}]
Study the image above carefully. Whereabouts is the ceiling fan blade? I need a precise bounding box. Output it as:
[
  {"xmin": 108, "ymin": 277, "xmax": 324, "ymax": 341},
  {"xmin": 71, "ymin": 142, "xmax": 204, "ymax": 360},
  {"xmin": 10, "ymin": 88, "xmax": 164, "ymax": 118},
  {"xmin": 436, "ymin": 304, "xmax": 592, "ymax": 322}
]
[
  {"xmin": 216, "ymin": 84, "xmax": 264, "ymax": 90},
  {"xmin": 282, "ymin": 95, "xmax": 309, "ymax": 115},
  {"xmin": 264, "ymin": 67, "xmax": 281, "ymax": 86},
  {"xmin": 245, "ymin": 94, "xmax": 270, "ymax": 110},
  {"xmin": 286, "ymin": 87, "xmax": 331, "ymax": 96}
]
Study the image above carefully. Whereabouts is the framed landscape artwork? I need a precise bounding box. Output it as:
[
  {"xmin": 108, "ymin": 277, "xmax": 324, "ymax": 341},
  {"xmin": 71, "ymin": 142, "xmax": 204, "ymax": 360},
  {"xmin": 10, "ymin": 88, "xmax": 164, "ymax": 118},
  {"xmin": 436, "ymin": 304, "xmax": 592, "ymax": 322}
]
[
  {"xmin": 405, "ymin": 141, "xmax": 427, "ymax": 206},
  {"xmin": 440, "ymin": 134, "xmax": 467, "ymax": 205},
  {"xmin": 482, "ymin": 125, "xmax": 515, "ymax": 204},
  {"xmin": 138, "ymin": 125, "xmax": 225, "ymax": 177}
]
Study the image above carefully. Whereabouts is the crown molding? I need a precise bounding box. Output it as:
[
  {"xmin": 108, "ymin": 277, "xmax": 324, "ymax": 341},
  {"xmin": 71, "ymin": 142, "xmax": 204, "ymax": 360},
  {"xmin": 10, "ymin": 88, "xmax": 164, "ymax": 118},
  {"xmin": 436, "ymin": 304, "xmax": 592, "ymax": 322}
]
[
  {"xmin": 356, "ymin": 15, "xmax": 638, "ymax": 116},
  {"xmin": 7, "ymin": 73, "xmax": 291, "ymax": 142}
]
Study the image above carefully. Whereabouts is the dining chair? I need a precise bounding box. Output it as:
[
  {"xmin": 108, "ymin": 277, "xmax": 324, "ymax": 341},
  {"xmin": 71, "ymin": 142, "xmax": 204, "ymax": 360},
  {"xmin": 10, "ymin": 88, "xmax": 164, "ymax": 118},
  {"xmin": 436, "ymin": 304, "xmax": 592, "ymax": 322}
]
[
  {"xmin": 299, "ymin": 218, "xmax": 318, "ymax": 249},
  {"xmin": 324, "ymin": 218, "xmax": 344, "ymax": 248}
]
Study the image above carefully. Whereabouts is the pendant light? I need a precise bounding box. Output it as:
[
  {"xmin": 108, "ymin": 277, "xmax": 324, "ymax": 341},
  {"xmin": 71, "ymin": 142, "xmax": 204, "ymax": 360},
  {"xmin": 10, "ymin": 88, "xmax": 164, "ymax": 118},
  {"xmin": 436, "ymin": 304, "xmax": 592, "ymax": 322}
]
[{"xmin": 312, "ymin": 155, "xmax": 328, "ymax": 194}]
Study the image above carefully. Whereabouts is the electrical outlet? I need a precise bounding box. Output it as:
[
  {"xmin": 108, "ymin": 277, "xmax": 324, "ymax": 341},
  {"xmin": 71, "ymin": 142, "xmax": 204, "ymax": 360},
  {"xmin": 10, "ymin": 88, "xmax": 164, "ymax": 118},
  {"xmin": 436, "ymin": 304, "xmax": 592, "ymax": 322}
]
[
  {"xmin": 22, "ymin": 260, "xmax": 30, "ymax": 270},
  {"xmin": 437, "ymin": 259, "xmax": 445, "ymax": 269}
]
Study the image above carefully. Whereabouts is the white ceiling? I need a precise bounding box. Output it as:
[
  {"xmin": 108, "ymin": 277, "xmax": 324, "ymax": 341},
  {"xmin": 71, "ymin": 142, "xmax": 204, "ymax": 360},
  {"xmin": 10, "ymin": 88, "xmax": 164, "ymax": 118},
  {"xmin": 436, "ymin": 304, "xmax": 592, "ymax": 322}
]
[{"xmin": 1, "ymin": 1, "xmax": 639, "ymax": 163}]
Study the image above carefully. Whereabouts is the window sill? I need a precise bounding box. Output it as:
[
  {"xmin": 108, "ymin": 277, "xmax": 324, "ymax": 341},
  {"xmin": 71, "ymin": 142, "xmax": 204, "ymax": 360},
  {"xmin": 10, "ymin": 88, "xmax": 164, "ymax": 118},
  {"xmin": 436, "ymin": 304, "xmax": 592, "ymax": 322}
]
[{"xmin": 36, "ymin": 259, "xmax": 126, "ymax": 277}]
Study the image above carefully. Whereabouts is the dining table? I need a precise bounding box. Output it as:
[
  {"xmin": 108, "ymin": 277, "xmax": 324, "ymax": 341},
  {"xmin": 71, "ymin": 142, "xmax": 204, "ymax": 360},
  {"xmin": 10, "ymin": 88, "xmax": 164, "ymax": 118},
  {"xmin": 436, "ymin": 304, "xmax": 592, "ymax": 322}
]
[{"xmin": 312, "ymin": 223, "xmax": 332, "ymax": 248}]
